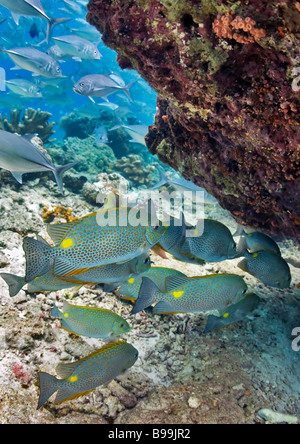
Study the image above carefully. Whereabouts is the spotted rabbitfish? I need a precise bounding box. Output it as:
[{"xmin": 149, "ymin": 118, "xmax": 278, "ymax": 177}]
[
  {"xmin": 37, "ymin": 341, "xmax": 138, "ymax": 408},
  {"xmin": 51, "ymin": 300, "xmax": 130, "ymax": 339},
  {"xmin": 132, "ymin": 274, "xmax": 248, "ymax": 315},
  {"xmin": 118, "ymin": 267, "xmax": 188, "ymax": 302},
  {"xmin": 23, "ymin": 204, "xmax": 166, "ymax": 282}
]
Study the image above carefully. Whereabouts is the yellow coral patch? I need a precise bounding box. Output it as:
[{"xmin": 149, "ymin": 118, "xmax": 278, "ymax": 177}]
[{"xmin": 61, "ymin": 238, "xmax": 74, "ymax": 249}]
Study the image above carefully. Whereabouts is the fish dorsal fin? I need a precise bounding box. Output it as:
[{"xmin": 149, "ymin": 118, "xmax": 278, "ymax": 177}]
[
  {"xmin": 164, "ymin": 275, "xmax": 191, "ymax": 292},
  {"xmin": 47, "ymin": 223, "xmax": 74, "ymax": 245}
]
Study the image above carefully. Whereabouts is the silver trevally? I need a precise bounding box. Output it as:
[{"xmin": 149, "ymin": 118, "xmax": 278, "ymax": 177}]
[
  {"xmin": 70, "ymin": 24, "xmax": 101, "ymax": 42},
  {"xmin": 47, "ymin": 45, "xmax": 74, "ymax": 61},
  {"xmin": 109, "ymin": 124, "xmax": 148, "ymax": 146},
  {"xmin": 0, "ymin": 0, "xmax": 70, "ymax": 42},
  {"xmin": 73, "ymin": 74, "xmax": 138, "ymax": 102},
  {"xmin": 93, "ymin": 125, "xmax": 108, "ymax": 147},
  {"xmin": 0, "ymin": 130, "xmax": 78, "ymax": 194},
  {"xmin": 52, "ymin": 35, "xmax": 101, "ymax": 61},
  {"xmin": 0, "ymin": 47, "xmax": 63, "ymax": 78},
  {"xmin": 5, "ymin": 78, "xmax": 42, "ymax": 98},
  {"xmin": 151, "ymin": 167, "xmax": 218, "ymax": 205}
]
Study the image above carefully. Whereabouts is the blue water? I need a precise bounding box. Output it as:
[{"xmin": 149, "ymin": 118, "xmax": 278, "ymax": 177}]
[{"xmin": 0, "ymin": 1, "xmax": 158, "ymax": 139}]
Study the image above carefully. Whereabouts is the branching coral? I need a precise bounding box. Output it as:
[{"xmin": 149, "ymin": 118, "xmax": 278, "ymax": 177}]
[
  {"xmin": 213, "ymin": 12, "xmax": 266, "ymax": 44},
  {"xmin": 0, "ymin": 108, "xmax": 55, "ymax": 144}
]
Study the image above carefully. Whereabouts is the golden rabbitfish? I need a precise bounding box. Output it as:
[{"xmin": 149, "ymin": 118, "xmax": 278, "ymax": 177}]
[
  {"xmin": 23, "ymin": 206, "xmax": 166, "ymax": 282},
  {"xmin": 51, "ymin": 300, "xmax": 130, "ymax": 339},
  {"xmin": 131, "ymin": 274, "xmax": 248, "ymax": 315},
  {"xmin": 37, "ymin": 340, "xmax": 138, "ymax": 409},
  {"xmin": 118, "ymin": 267, "xmax": 188, "ymax": 302},
  {"xmin": 0, "ymin": 254, "xmax": 151, "ymax": 296}
]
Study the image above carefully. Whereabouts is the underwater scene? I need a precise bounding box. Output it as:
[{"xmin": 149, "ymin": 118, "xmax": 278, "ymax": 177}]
[{"xmin": 0, "ymin": 0, "xmax": 299, "ymax": 426}]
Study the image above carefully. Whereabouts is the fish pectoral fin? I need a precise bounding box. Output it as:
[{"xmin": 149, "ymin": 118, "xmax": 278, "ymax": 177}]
[
  {"xmin": 55, "ymin": 361, "xmax": 80, "ymax": 379},
  {"xmin": 164, "ymin": 275, "xmax": 190, "ymax": 292},
  {"xmin": 11, "ymin": 171, "xmax": 24, "ymax": 184},
  {"xmin": 47, "ymin": 222, "xmax": 74, "ymax": 246}
]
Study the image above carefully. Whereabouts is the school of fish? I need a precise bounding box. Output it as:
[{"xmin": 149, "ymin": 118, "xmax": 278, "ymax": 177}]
[{"xmin": 0, "ymin": 0, "xmax": 294, "ymax": 411}]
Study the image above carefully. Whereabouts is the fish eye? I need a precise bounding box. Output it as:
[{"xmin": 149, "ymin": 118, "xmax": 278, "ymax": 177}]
[
  {"xmin": 56, "ymin": 67, "xmax": 60, "ymax": 72},
  {"xmin": 242, "ymin": 289, "xmax": 247, "ymax": 294},
  {"xmin": 80, "ymin": 82, "xmax": 85, "ymax": 87}
]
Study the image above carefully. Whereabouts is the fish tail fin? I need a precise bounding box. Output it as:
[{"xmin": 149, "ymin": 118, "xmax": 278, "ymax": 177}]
[
  {"xmin": 233, "ymin": 224, "xmax": 246, "ymax": 237},
  {"xmin": 150, "ymin": 167, "xmax": 168, "ymax": 190},
  {"xmin": 37, "ymin": 372, "xmax": 59, "ymax": 409},
  {"xmin": 0, "ymin": 273, "xmax": 26, "ymax": 297},
  {"xmin": 23, "ymin": 237, "xmax": 53, "ymax": 282},
  {"xmin": 53, "ymin": 161, "xmax": 79, "ymax": 194},
  {"xmin": 235, "ymin": 236, "xmax": 249, "ymax": 258},
  {"xmin": 203, "ymin": 315, "xmax": 218, "ymax": 334},
  {"xmin": 123, "ymin": 79, "xmax": 139, "ymax": 103},
  {"xmin": 131, "ymin": 277, "xmax": 162, "ymax": 314},
  {"xmin": 46, "ymin": 18, "xmax": 71, "ymax": 43},
  {"xmin": 51, "ymin": 304, "xmax": 61, "ymax": 319}
]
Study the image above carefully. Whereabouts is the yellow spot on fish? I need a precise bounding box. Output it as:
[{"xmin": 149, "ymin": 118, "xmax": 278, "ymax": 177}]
[
  {"xmin": 223, "ymin": 313, "xmax": 229, "ymax": 319},
  {"xmin": 68, "ymin": 375, "xmax": 78, "ymax": 383},
  {"xmin": 173, "ymin": 290, "xmax": 185, "ymax": 299},
  {"xmin": 247, "ymin": 233, "xmax": 252, "ymax": 237},
  {"xmin": 128, "ymin": 278, "xmax": 135, "ymax": 284},
  {"xmin": 64, "ymin": 313, "xmax": 69, "ymax": 318},
  {"xmin": 252, "ymin": 252, "xmax": 259, "ymax": 258},
  {"xmin": 194, "ymin": 229, "xmax": 199, "ymax": 236},
  {"xmin": 61, "ymin": 238, "xmax": 74, "ymax": 249}
]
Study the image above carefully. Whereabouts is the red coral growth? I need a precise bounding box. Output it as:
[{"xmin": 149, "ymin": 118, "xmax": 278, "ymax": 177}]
[
  {"xmin": 13, "ymin": 364, "xmax": 32, "ymax": 387},
  {"xmin": 213, "ymin": 11, "xmax": 266, "ymax": 44}
]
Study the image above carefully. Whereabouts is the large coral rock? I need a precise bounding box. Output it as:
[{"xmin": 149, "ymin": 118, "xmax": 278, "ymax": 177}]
[{"xmin": 87, "ymin": 0, "xmax": 300, "ymax": 242}]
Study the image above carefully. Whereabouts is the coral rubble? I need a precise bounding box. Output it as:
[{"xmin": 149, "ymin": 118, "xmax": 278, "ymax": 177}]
[{"xmin": 87, "ymin": 0, "xmax": 300, "ymax": 243}]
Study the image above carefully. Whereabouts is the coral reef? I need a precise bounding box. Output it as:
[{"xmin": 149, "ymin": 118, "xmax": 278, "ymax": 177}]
[
  {"xmin": 87, "ymin": 0, "xmax": 300, "ymax": 243},
  {"xmin": 41, "ymin": 206, "xmax": 79, "ymax": 224},
  {"xmin": 115, "ymin": 154, "xmax": 156, "ymax": 187},
  {"xmin": 59, "ymin": 112, "xmax": 104, "ymax": 140},
  {"xmin": 0, "ymin": 108, "xmax": 55, "ymax": 144},
  {"xmin": 48, "ymin": 136, "xmax": 117, "ymax": 182}
]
